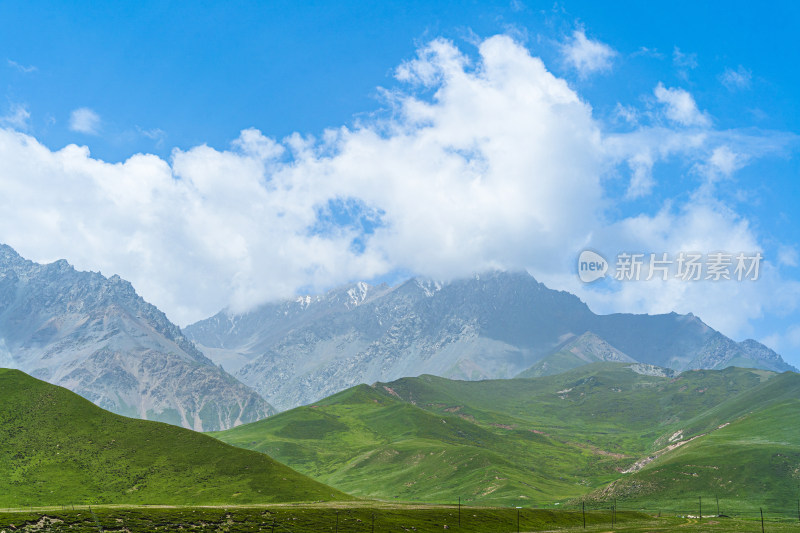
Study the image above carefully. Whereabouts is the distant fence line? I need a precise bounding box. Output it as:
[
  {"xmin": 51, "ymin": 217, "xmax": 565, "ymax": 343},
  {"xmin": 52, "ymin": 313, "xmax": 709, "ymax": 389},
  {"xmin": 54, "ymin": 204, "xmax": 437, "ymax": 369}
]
[
  {"xmin": 2, "ymin": 496, "xmax": 800, "ymax": 531},
  {"xmin": 548, "ymin": 496, "xmax": 800, "ymax": 525}
]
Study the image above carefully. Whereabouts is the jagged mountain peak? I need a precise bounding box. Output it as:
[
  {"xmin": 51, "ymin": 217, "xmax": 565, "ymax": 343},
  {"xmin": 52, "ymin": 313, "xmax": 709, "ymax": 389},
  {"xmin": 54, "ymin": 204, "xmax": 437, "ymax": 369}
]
[
  {"xmin": 46, "ymin": 258, "xmax": 73, "ymax": 271},
  {"xmin": 516, "ymin": 331, "xmax": 636, "ymax": 378},
  {"xmin": 737, "ymin": 338, "xmax": 793, "ymax": 369},
  {"xmin": 0, "ymin": 244, "xmax": 35, "ymax": 274},
  {"xmin": 0, "ymin": 243, "xmax": 272, "ymax": 430},
  {"xmin": 0, "ymin": 247, "xmax": 210, "ymax": 366},
  {"xmin": 565, "ymin": 331, "xmax": 636, "ymax": 362},
  {"xmin": 0, "ymin": 243, "xmax": 23, "ymax": 261},
  {"xmin": 323, "ymin": 280, "xmax": 382, "ymax": 308},
  {"xmin": 413, "ymin": 278, "xmax": 443, "ymax": 297}
]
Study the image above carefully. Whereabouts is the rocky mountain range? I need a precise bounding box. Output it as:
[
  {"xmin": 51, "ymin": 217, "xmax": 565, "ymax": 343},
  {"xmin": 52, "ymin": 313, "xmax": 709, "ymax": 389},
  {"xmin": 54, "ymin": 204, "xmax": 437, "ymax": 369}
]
[
  {"xmin": 186, "ymin": 271, "xmax": 796, "ymax": 411},
  {"xmin": 0, "ymin": 244, "xmax": 273, "ymax": 431},
  {"xmin": 2, "ymin": 240, "xmax": 791, "ymax": 422}
]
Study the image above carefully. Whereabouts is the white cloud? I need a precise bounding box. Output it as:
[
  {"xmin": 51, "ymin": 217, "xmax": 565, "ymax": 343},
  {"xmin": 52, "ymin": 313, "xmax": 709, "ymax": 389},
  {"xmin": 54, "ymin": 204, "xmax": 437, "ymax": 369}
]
[
  {"xmin": 0, "ymin": 36, "xmax": 606, "ymax": 325},
  {"xmin": 0, "ymin": 34, "xmax": 794, "ymax": 350},
  {"xmin": 69, "ymin": 107, "xmax": 101, "ymax": 134},
  {"xmin": 632, "ymin": 47, "xmax": 662, "ymax": 59},
  {"xmin": 761, "ymin": 324, "xmax": 800, "ymax": 361},
  {"xmin": 604, "ymin": 126, "xmax": 706, "ymax": 200},
  {"xmin": 720, "ymin": 65, "xmax": 752, "ymax": 90},
  {"xmin": 137, "ymin": 126, "xmax": 167, "ymax": 146},
  {"xmin": 0, "ymin": 104, "xmax": 31, "ymax": 130},
  {"xmin": 708, "ymin": 145, "xmax": 744, "ymax": 178},
  {"xmin": 560, "ymin": 29, "xmax": 616, "ymax": 78},
  {"xmin": 672, "ymin": 47, "xmax": 698, "ymax": 70},
  {"xmin": 561, "ymin": 202, "xmax": 795, "ymax": 338},
  {"xmin": 654, "ymin": 83, "xmax": 711, "ymax": 127},
  {"xmin": 625, "ymin": 151, "xmax": 654, "ymax": 198},
  {"xmin": 395, "ymin": 38, "xmax": 468, "ymax": 86},
  {"xmin": 7, "ymin": 59, "xmax": 37, "ymax": 73},
  {"xmin": 614, "ymin": 103, "xmax": 639, "ymax": 125},
  {"xmin": 779, "ymin": 245, "xmax": 798, "ymax": 267}
]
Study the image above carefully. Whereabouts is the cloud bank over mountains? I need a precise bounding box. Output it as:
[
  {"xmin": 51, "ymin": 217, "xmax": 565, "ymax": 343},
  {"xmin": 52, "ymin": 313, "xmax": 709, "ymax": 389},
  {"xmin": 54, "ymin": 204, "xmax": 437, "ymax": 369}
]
[{"xmin": 0, "ymin": 35, "xmax": 797, "ymax": 359}]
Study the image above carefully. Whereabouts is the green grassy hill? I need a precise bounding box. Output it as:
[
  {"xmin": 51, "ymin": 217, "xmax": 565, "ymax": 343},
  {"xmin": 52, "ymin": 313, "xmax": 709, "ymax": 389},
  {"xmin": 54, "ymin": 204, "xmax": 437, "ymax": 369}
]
[
  {"xmin": 588, "ymin": 372, "xmax": 800, "ymax": 512},
  {"xmin": 213, "ymin": 384, "xmax": 607, "ymax": 505},
  {"xmin": 214, "ymin": 363, "xmax": 793, "ymax": 507},
  {"xmin": 0, "ymin": 368, "xmax": 349, "ymax": 507},
  {"xmin": 371, "ymin": 364, "xmax": 771, "ymax": 454}
]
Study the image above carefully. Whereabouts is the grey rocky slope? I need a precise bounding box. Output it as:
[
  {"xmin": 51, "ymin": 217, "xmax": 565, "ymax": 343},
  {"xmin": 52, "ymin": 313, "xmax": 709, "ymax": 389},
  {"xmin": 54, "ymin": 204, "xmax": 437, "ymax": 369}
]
[
  {"xmin": 186, "ymin": 271, "xmax": 796, "ymax": 411},
  {"xmin": 516, "ymin": 331, "xmax": 637, "ymax": 378},
  {"xmin": 0, "ymin": 244, "xmax": 273, "ymax": 431}
]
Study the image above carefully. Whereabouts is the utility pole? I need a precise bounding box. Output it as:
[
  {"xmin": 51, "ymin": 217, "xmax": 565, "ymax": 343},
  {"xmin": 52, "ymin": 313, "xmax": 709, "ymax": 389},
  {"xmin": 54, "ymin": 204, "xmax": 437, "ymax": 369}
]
[
  {"xmin": 582, "ymin": 501, "xmax": 586, "ymax": 529},
  {"xmin": 698, "ymin": 496, "xmax": 702, "ymax": 521},
  {"xmin": 612, "ymin": 498, "xmax": 615, "ymax": 529},
  {"xmin": 458, "ymin": 497, "xmax": 461, "ymax": 526}
]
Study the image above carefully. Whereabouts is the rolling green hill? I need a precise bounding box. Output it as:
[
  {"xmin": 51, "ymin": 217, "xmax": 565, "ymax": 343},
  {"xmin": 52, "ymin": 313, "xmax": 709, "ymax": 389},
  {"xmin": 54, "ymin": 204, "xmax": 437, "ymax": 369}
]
[
  {"xmin": 213, "ymin": 383, "xmax": 610, "ymax": 505},
  {"xmin": 0, "ymin": 368, "xmax": 349, "ymax": 507},
  {"xmin": 214, "ymin": 363, "xmax": 794, "ymax": 507},
  {"xmin": 370, "ymin": 364, "xmax": 772, "ymax": 454},
  {"xmin": 588, "ymin": 371, "xmax": 800, "ymax": 511}
]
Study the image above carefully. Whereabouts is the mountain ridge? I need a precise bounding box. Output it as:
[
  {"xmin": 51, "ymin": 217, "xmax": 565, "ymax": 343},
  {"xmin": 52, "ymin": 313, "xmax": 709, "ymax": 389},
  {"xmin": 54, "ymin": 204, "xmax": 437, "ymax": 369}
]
[
  {"xmin": 516, "ymin": 331, "xmax": 637, "ymax": 378},
  {"xmin": 0, "ymin": 244, "xmax": 274, "ymax": 430},
  {"xmin": 186, "ymin": 270, "xmax": 795, "ymax": 411}
]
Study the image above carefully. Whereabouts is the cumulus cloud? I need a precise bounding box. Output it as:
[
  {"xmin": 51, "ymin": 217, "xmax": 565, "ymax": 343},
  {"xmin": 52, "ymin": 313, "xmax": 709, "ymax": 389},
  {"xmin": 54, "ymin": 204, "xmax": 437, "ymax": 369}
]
[
  {"xmin": 0, "ymin": 34, "xmax": 795, "ymax": 352},
  {"xmin": 654, "ymin": 83, "xmax": 711, "ymax": 127},
  {"xmin": 560, "ymin": 29, "xmax": 616, "ymax": 78},
  {"xmin": 69, "ymin": 107, "xmax": 101, "ymax": 134},
  {"xmin": 720, "ymin": 65, "xmax": 752, "ymax": 90},
  {"xmin": 0, "ymin": 36, "xmax": 606, "ymax": 325}
]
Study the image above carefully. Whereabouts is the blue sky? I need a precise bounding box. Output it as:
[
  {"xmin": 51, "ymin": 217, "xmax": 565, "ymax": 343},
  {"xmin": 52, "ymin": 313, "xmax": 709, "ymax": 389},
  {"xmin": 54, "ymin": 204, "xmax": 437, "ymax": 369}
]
[
  {"xmin": 2, "ymin": 1, "xmax": 800, "ymax": 366},
  {"xmin": 6, "ymin": 1, "xmax": 799, "ymax": 159}
]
